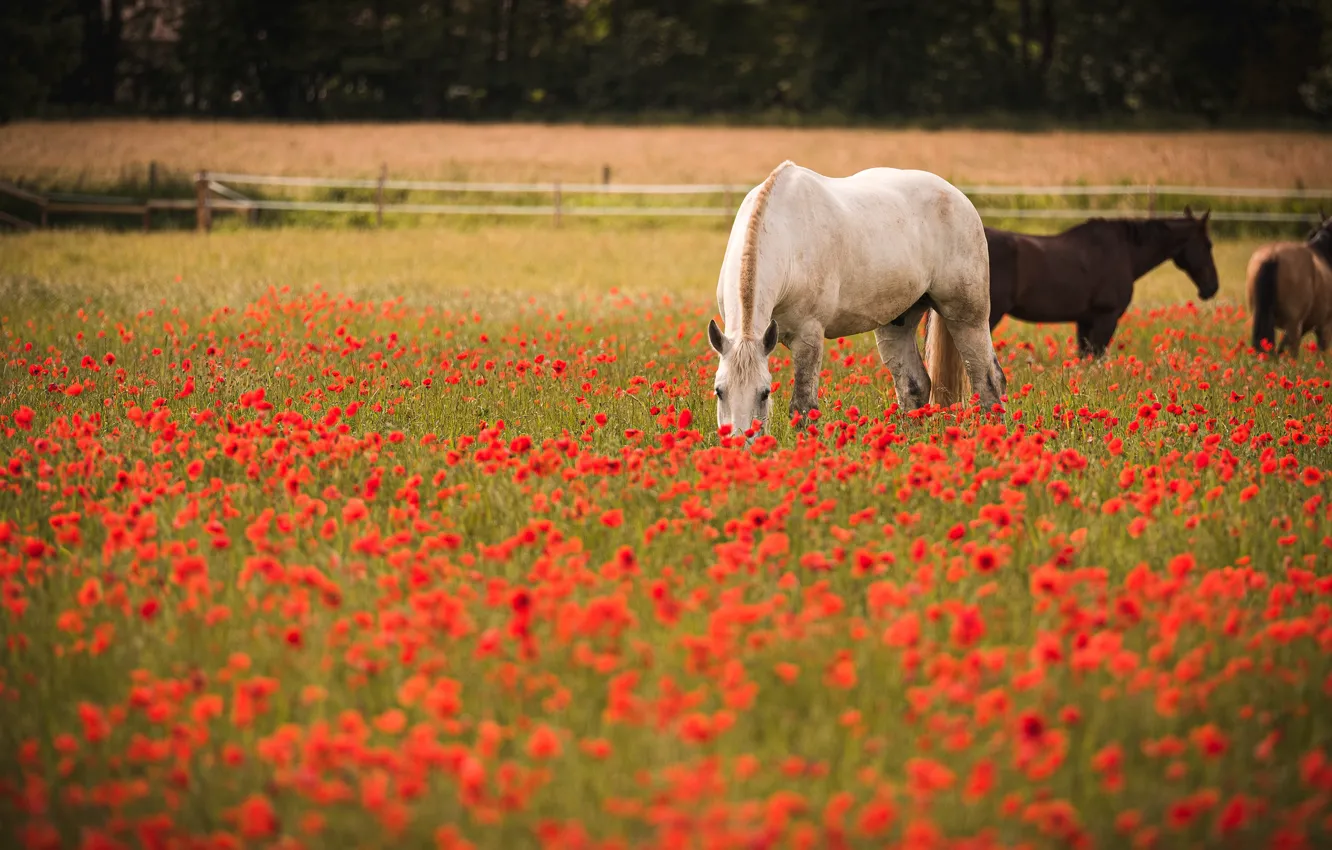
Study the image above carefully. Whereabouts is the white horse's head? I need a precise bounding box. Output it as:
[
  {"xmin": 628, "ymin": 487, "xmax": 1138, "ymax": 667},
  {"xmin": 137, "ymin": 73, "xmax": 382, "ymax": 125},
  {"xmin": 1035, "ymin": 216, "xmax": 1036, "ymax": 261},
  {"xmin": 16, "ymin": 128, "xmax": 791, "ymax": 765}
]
[{"xmin": 708, "ymin": 318, "xmax": 778, "ymax": 442}]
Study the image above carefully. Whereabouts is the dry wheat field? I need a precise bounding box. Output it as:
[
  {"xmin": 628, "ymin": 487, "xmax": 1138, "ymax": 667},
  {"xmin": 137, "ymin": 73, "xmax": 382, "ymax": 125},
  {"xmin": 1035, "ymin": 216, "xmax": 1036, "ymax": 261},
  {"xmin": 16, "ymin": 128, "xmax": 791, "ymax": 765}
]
[{"xmin": 3, "ymin": 120, "xmax": 1331, "ymax": 187}]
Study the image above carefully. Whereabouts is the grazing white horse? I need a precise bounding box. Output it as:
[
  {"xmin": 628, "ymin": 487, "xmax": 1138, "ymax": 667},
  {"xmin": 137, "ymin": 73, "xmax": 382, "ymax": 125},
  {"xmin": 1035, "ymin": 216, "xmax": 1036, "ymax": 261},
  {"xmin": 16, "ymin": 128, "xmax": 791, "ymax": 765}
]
[{"xmin": 708, "ymin": 160, "xmax": 1006, "ymax": 439}]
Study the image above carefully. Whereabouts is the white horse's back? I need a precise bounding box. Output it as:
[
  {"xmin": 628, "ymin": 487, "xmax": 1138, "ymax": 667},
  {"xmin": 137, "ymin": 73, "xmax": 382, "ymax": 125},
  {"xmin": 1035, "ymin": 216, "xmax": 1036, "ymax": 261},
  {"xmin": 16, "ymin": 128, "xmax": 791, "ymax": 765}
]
[{"xmin": 813, "ymin": 165, "xmax": 989, "ymax": 307}]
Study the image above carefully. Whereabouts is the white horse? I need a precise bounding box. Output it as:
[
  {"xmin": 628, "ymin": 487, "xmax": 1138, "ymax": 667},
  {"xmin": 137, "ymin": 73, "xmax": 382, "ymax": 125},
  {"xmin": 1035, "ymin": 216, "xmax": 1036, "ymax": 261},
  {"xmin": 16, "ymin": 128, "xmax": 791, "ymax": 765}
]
[{"xmin": 708, "ymin": 160, "xmax": 1006, "ymax": 439}]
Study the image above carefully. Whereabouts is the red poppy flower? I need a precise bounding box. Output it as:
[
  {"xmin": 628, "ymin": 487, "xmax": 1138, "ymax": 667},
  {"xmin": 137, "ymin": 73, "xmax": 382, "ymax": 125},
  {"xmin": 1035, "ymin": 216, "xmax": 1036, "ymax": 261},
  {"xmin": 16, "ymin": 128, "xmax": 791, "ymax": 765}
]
[
  {"xmin": 237, "ymin": 794, "xmax": 278, "ymax": 838},
  {"xmin": 526, "ymin": 725, "xmax": 562, "ymax": 760}
]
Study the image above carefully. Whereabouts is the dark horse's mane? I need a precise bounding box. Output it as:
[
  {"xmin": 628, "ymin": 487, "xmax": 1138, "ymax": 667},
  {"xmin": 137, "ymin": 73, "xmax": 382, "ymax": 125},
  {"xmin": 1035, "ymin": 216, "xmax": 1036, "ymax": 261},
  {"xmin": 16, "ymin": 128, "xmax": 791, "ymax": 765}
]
[{"xmin": 1065, "ymin": 217, "xmax": 1183, "ymax": 244}]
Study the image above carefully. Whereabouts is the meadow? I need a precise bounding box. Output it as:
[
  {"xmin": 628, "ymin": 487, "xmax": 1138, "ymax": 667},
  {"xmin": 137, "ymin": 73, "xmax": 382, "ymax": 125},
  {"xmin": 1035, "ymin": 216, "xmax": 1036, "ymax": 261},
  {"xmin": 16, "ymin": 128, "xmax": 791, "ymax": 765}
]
[{"xmin": 1, "ymin": 222, "xmax": 1331, "ymax": 850}]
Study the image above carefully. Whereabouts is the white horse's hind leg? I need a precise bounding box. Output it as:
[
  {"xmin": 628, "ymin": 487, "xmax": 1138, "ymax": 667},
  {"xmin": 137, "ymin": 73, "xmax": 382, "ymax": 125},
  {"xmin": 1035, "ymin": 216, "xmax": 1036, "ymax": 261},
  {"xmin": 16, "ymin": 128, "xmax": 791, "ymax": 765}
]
[
  {"xmin": 942, "ymin": 318, "xmax": 1006, "ymax": 409},
  {"xmin": 874, "ymin": 314, "xmax": 931, "ymax": 411}
]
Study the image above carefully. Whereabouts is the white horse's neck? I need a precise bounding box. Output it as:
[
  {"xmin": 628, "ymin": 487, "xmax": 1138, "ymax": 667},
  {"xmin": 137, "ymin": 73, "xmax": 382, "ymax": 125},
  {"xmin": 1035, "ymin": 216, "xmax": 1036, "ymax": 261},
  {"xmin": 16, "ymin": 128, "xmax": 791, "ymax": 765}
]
[{"xmin": 735, "ymin": 161, "xmax": 796, "ymax": 336}]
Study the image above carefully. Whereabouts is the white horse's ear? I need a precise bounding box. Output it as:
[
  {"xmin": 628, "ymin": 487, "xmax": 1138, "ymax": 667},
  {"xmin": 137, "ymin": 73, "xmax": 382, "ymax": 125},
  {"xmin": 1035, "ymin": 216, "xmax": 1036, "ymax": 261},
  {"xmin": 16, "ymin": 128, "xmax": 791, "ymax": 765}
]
[
  {"xmin": 762, "ymin": 319, "xmax": 779, "ymax": 356},
  {"xmin": 708, "ymin": 319, "xmax": 729, "ymax": 356}
]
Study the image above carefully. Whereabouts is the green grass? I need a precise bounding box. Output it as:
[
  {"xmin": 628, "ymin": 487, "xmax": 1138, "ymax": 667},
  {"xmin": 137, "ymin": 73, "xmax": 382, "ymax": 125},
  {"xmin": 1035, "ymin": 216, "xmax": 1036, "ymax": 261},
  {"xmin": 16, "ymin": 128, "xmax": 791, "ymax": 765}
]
[{"xmin": 0, "ymin": 225, "xmax": 1264, "ymax": 321}]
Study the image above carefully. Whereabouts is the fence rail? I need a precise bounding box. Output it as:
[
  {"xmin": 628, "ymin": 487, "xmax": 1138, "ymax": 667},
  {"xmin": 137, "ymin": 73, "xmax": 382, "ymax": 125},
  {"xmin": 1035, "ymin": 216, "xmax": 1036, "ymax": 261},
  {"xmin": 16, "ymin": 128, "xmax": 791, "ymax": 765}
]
[
  {"xmin": 206, "ymin": 171, "xmax": 743, "ymax": 195},
  {"xmin": 962, "ymin": 185, "xmax": 1332, "ymax": 199},
  {"xmin": 2, "ymin": 170, "xmax": 1328, "ymax": 232},
  {"xmin": 200, "ymin": 172, "xmax": 1332, "ymax": 201}
]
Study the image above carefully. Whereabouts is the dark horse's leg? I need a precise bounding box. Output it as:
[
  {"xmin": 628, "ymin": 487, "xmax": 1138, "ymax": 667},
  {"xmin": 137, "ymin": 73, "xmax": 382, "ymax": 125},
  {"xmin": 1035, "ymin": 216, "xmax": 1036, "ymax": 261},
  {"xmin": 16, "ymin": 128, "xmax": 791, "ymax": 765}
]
[
  {"xmin": 1075, "ymin": 320, "xmax": 1097, "ymax": 357},
  {"xmin": 1076, "ymin": 313, "xmax": 1121, "ymax": 358}
]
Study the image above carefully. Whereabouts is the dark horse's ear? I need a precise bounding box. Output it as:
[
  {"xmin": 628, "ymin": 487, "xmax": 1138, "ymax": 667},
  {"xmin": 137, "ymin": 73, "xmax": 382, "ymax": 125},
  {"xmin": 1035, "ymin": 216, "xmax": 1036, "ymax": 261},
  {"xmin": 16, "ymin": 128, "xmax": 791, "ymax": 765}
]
[
  {"xmin": 708, "ymin": 319, "xmax": 729, "ymax": 356},
  {"xmin": 762, "ymin": 319, "xmax": 779, "ymax": 356},
  {"xmin": 1201, "ymin": 209, "xmax": 1211, "ymax": 226},
  {"xmin": 1183, "ymin": 205, "xmax": 1194, "ymax": 219}
]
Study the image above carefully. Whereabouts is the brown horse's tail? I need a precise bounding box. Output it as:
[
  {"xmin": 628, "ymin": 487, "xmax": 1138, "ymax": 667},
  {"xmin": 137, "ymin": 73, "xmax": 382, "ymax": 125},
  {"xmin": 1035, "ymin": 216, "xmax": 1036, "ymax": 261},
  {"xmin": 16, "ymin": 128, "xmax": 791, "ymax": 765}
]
[
  {"xmin": 1251, "ymin": 258, "xmax": 1279, "ymax": 352},
  {"xmin": 924, "ymin": 310, "xmax": 970, "ymax": 406}
]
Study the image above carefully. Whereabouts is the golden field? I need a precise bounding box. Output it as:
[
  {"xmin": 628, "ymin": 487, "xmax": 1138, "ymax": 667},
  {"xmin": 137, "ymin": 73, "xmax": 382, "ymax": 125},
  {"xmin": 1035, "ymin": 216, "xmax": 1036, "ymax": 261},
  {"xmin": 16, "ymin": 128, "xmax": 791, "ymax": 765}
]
[{"xmin": 2, "ymin": 120, "xmax": 1330, "ymax": 187}]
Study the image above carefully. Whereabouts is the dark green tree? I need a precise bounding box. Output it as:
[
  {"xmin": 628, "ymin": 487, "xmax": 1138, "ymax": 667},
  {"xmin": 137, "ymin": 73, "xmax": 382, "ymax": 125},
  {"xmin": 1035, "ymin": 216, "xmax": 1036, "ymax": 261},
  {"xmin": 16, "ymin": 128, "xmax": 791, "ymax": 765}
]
[
  {"xmin": 6, "ymin": 0, "xmax": 1330, "ymax": 124},
  {"xmin": 0, "ymin": 0, "xmax": 82, "ymax": 121}
]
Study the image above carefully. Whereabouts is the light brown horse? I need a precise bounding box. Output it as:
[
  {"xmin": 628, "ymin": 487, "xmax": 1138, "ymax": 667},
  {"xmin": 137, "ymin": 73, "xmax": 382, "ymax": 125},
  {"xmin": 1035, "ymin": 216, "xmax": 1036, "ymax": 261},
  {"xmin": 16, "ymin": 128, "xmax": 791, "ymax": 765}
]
[{"xmin": 1248, "ymin": 215, "xmax": 1332, "ymax": 356}]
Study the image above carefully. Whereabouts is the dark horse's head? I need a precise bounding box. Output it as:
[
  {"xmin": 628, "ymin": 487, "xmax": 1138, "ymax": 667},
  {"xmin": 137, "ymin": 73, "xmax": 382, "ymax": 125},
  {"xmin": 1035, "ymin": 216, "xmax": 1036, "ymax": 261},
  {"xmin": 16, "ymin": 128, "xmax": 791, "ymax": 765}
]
[
  {"xmin": 1305, "ymin": 210, "xmax": 1332, "ymax": 264},
  {"xmin": 1171, "ymin": 207, "xmax": 1219, "ymax": 301}
]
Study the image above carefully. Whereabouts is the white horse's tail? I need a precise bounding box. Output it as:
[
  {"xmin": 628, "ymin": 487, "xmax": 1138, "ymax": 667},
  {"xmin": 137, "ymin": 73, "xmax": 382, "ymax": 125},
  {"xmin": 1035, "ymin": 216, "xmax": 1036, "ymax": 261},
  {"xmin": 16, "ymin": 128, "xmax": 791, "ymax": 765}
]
[{"xmin": 924, "ymin": 310, "xmax": 970, "ymax": 406}]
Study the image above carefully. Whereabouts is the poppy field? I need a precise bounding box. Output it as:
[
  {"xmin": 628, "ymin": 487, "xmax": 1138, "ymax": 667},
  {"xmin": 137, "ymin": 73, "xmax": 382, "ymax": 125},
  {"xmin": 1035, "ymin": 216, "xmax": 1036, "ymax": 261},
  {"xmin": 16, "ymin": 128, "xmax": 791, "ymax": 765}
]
[{"xmin": 1, "ymin": 227, "xmax": 1331, "ymax": 849}]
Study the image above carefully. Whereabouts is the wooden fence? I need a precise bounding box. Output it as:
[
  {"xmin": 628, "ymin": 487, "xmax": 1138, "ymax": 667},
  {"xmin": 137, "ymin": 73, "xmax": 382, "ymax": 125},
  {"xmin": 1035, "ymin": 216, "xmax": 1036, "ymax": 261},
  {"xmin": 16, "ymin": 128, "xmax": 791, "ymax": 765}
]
[
  {"xmin": 0, "ymin": 180, "xmax": 204, "ymax": 231},
  {"xmin": 3, "ymin": 167, "xmax": 1331, "ymax": 232}
]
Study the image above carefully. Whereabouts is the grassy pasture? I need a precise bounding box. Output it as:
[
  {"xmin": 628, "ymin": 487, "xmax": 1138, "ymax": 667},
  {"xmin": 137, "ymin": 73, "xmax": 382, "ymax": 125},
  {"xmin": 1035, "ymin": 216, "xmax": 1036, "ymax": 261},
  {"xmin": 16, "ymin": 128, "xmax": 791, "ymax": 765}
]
[
  {"xmin": 0, "ymin": 226, "xmax": 1264, "ymax": 323},
  {"xmin": 0, "ymin": 225, "xmax": 1330, "ymax": 849}
]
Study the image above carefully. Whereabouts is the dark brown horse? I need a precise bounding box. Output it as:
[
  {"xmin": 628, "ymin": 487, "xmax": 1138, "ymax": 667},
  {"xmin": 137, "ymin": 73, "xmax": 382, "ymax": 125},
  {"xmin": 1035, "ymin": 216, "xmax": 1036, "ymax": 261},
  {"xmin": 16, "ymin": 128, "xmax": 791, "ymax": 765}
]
[{"xmin": 986, "ymin": 209, "xmax": 1220, "ymax": 357}]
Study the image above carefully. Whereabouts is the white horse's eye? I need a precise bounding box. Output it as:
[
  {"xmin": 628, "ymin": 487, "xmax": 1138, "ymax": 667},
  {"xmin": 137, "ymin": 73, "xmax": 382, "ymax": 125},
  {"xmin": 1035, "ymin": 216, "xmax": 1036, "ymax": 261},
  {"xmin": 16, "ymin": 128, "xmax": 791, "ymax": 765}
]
[
  {"xmin": 714, "ymin": 387, "xmax": 724, "ymax": 401},
  {"xmin": 759, "ymin": 388, "xmax": 771, "ymax": 402}
]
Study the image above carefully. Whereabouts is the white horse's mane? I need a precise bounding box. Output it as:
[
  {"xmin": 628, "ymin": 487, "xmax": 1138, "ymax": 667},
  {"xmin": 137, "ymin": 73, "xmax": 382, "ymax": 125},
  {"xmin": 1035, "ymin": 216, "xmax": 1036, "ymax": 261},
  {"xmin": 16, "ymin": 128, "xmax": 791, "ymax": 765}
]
[{"xmin": 739, "ymin": 160, "xmax": 796, "ymax": 335}]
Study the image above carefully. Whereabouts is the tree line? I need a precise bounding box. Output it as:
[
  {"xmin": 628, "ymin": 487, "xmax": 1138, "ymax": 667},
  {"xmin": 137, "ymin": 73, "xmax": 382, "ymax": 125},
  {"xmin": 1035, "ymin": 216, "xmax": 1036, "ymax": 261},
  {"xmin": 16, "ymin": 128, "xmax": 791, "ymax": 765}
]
[{"xmin": 5, "ymin": 0, "xmax": 1332, "ymax": 124}]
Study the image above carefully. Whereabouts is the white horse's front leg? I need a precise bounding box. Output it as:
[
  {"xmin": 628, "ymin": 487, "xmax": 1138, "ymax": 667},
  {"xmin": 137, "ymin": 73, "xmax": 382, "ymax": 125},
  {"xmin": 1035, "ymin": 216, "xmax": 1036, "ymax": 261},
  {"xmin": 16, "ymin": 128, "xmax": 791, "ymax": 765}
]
[{"xmin": 787, "ymin": 323, "xmax": 824, "ymax": 425}]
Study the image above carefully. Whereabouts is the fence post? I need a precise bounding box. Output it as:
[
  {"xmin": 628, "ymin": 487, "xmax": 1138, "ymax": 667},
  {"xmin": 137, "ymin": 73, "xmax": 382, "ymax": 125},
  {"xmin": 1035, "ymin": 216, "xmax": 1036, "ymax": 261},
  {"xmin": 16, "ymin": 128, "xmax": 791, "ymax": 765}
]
[
  {"xmin": 141, "ymin": 155, "xmax": 154, "ymax": 230},
  {"xmin": 554, "ymin": 180, "xmax": 562, "ymax": 226},
  {"xmin": 724, "ymin": 181, "xmax": 733, "ymax": 215},
  {"xmin": 195, "ymin": 171, "xmax": 211, "ymax": 233},
  {"xmin": 376, "ymin": 162, "xmax": 387, "ymax": 227},
  {"xmin": 1147, "ymin": 187, "xmax": 1157, "ymax": 218},
  {"xmin": 602, "ymin": 165, "xmax": 611, "ymax": 187},
  {"xmin": 39, "ymin": 200, "xmax": 48, "ymax": 229}
]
